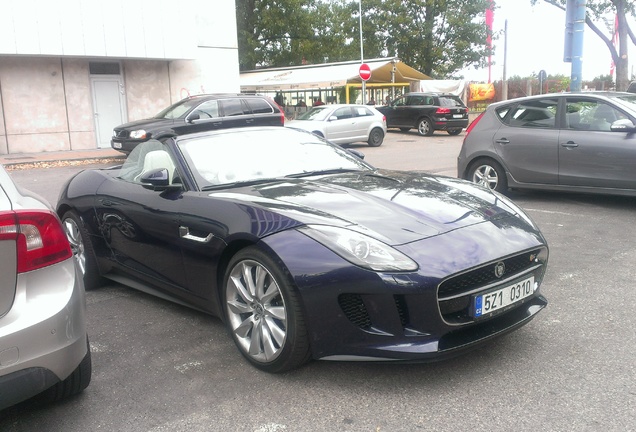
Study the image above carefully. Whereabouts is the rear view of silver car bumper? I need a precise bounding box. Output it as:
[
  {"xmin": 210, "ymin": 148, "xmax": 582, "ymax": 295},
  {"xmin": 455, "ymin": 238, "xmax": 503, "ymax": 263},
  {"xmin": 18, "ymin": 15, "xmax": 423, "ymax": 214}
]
[{"xmin": 0, "ymin": 259, "xmax": 88, "ymax": 410}]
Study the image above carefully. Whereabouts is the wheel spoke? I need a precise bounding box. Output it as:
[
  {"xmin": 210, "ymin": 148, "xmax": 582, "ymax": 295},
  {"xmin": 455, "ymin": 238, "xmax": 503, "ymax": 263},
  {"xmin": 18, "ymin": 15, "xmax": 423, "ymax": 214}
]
[
  {"xmin": 241, "ymin": 263, "xmax": 257, "ymax": 297},
  {"xmin": 234, "ymin": 315, "xmax": 255, "ymax": 339},
  {"xmin": 254, "ymin": 265, "xmax": 268, "ymax": 300},
  {"xmin": 227, "ymin": 299, "xmax": 252, "ymax": 315},
  {"xmin": 265, "ymin": 305, "xmax": 286, "ymax": 321},
  {"xmin": 230, "ymin": 273, "xmax": 253, "ymax": 304},
  {"xmin": 260, "ymin": 321, "xmax": 279, "ymax": 360},
  {"xmin": 264, "ymin": 316, "xmax": 286, "ymax": 346},
  {"xmin": 261, "ymin": 280, "xmax": 280, "ymax": 304}
]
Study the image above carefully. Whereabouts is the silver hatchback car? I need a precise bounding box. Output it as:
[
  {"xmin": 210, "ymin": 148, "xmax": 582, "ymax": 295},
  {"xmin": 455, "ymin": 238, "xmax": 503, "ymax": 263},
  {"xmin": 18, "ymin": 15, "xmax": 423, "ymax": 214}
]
[
  {"xmin": 458, "ymin": 92, "xmax": 636, "ymax": 195},
  {"xmin": 0, "ymin": 165, "xmax": 91, "ymax": 410},
  {"xmin": 286, "ymin": 104, "xmax": 387, "ymax": 146}
]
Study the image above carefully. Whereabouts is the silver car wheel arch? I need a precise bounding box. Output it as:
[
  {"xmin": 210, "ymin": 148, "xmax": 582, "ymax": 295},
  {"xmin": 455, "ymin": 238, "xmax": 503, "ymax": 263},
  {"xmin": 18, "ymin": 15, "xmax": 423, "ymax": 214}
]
[{"xmin": 225, "ymin": 259, "xmax": 287, "ymax": 363}]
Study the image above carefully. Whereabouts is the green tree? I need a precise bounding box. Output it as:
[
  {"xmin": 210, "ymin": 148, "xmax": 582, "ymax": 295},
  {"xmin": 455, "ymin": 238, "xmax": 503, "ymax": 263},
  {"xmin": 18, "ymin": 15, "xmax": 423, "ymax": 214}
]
[
  {"xmin": 236, "ymin": 0, "xmax": 317, "ymax": 70},
  {"xmin": 364, "ymin": 0, "xmax": 492, "ymax": 78},
  {"xmin": 533, "ymin": 0, "xmax": 636, "ymax": 90},
  {"xmin": 236, "ymin": 0, "xmax": 493, "ymax": 77}
]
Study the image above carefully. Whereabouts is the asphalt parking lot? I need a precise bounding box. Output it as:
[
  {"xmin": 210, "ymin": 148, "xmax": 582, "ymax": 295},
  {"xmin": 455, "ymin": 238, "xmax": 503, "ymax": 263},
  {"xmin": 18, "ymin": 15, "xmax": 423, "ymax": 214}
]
[{"xmin": 2, "ymin": 130, "xmax": 636, "ymax": 431}]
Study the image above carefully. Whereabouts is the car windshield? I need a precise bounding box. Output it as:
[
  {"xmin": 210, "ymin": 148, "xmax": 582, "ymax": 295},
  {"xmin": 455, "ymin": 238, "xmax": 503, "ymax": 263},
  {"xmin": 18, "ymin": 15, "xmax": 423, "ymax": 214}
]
[
  {"xmin": 296, "ymin": 107, "xmax": 331, "ymax": 121},
  {"xmin": 154, "ymin": 98, "xmax": 204, "ymax": 119},
  {"xmin": 613, "ymin": 94, "xmax": 636, "ymax": 111},
  {"xmin": 177, "ymin": 128, "xmax": 372, "ymax": 189}
]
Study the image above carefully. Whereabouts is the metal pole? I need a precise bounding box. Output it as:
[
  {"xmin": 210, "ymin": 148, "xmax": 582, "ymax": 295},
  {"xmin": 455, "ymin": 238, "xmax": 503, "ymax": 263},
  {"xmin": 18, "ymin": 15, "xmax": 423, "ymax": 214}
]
[
  {"xmin": 360, "ymin": 0, "xmax": 366, "ymax": 104},
  {"xmin": 502, "ymin": 19, "xmax": 508, "ymax": 100},
  {"xmin": 570, "ymin": 0, "xmax": 586, "ymax": 92}
]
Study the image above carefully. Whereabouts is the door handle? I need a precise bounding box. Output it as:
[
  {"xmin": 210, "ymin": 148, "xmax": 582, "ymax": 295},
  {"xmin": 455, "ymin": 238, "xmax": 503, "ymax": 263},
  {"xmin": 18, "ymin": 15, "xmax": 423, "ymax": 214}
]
[
  {"xmin": 179, "ymin": 226, "xmax": 213, "ymax": 243},
  {"xmin": 561, "ymin": 141, "xmax": 579, "ymax": 148},
  {"xmin": 495, "ymin": 138, "xmax": 510, "ymax": 144}
]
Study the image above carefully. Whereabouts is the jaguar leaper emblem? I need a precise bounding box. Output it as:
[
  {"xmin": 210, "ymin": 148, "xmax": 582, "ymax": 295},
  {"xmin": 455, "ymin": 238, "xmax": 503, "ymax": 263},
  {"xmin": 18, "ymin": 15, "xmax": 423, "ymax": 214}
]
[{"xmin": 494, "ymin": 262, "xmax": 506, "ymax": 278}]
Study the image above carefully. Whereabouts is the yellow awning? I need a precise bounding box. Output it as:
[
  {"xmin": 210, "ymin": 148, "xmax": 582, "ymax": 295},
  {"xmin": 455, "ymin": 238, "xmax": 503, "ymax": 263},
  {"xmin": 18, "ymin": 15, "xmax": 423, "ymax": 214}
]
[{"xmin": 240, "ymin": 58, "xmax": 430, "ymax": 92}]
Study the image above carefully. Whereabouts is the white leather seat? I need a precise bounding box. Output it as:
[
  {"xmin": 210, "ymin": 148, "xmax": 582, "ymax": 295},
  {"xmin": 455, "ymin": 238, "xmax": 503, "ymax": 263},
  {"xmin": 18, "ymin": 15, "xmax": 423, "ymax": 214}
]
[{"xmin": 137, "ymin": 150, "xmax": 175, "ymax": 184}]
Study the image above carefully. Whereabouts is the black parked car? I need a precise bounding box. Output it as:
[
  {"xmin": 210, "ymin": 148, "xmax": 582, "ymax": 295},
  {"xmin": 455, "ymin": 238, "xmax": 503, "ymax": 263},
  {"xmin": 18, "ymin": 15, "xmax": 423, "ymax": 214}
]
[
  {"xmin": 111, "ymin": 94, "xmax": 285, "ymax": 153},
  {"xmin": 58, "ymin": 126, "xmax": 548, "ymax": 373},
  {"xmin": 377, "ymin": 92, "xmax": 469, "ymax": 136}
]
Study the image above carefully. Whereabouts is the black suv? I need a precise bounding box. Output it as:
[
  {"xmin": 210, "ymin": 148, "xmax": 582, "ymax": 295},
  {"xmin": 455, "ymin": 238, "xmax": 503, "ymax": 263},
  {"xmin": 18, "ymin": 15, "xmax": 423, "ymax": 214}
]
[
  {"xmin": 376, "ymin": 92, "xmax": 468, "ymax": 136},
  {"xmin": 111, "ymin": 94, "xmax": 284, "ymax": 153}
]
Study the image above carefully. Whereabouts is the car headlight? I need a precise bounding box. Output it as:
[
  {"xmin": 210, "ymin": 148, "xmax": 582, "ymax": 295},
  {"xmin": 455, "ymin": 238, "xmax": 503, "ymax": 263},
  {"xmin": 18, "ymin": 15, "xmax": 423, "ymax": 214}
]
[
  {"xmin": 298, "ymin": 225, "xmax": 418, "ymax": 272},
  {"xmin": 130, "ymin": 129, "xmax": 147, "ymax": 139}
]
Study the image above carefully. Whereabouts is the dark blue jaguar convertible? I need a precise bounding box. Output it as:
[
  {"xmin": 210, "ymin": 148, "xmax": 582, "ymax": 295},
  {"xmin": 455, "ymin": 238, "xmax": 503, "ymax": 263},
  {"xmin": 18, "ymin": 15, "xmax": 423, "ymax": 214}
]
[{"xmin": 57, "ymin": 127, "xmax": 549, "ymax": 372}]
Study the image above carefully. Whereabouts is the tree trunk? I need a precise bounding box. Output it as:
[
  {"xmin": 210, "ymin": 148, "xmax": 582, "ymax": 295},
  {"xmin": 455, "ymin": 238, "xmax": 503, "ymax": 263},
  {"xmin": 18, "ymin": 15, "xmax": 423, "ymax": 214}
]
[{"xmin": 615, "ymin": 0, "xmax": 629, "ymax": 91}]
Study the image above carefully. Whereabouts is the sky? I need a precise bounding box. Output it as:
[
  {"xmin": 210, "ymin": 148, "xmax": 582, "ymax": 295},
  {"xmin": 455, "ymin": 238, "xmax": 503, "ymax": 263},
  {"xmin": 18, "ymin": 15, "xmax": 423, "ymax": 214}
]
[{"xmin": 462, "ymin": 0, "xmax": 635, "ymax": 82}]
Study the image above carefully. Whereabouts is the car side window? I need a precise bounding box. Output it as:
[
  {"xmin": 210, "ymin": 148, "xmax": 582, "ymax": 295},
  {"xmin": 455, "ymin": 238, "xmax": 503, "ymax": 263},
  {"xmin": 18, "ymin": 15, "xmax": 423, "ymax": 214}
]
[
  {"xmin": 507, "ymin": 99, "xmax": 558, "ymax": 128},
  {"xmin": 353, "ymin": 107, "xmax": 373, "ymax": 117},
  {"xmin": 333, "ymin": 107, "xmax": 353, "ymax": 120},
  {"xmin": 245, "ymin": 98, "xmax": 274, "ymax": 114},
  {"xmin": 192, "ymin": 100, "xmax": 219, "ymax": 119},
  {"xmin": 220, "ymin": 99, "xmax": 246, "ymax": 117},
  {"xmin": 407, "ymin": 96, "xmax": 425, "ymax": 106},
  {"xmin": 565, "ymin": 99, "xmax": 628, "ymax": 131},
  {"xmin": 393, "ymin": 97, "xmax": 406, "ymax": 107}
]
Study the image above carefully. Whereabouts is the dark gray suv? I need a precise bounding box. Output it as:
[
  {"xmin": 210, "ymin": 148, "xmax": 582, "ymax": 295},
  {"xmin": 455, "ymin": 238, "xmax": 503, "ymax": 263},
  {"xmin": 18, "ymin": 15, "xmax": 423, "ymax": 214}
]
[
  {"xmin": 112, "ymin": 94, "xmax": 285, "ymax": 153},
  {"xmin": 458, "ymin": 91, "xmax": 636, "ymax": 196}
]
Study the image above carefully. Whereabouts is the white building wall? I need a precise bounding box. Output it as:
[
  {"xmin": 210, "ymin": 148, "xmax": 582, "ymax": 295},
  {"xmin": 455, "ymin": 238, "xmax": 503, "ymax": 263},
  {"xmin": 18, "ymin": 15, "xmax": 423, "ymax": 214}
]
[{"xmin": 0, "ymin": 0, "xmax": 239, "ymax": 154}]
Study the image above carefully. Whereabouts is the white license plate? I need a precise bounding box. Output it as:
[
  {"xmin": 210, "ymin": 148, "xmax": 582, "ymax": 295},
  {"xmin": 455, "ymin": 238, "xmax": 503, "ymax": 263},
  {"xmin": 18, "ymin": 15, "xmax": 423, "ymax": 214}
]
[
  {"xmin": 473, "ymin": 276, "xmax": 535, "ymax": 318},
  {"xmin": 113, "ymin": 142, "xmax": 122, "ymax": 149},
  {"xmin": 452, "ymin": 114, "xmax": 463, "ymax": 118}
]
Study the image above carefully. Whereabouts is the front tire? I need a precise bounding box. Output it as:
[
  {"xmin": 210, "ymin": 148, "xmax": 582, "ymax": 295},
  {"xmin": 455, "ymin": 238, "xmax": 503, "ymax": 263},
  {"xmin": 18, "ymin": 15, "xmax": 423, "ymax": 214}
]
[
  {"xmin": 447, "ymin": 128, "xmax": 462, "ymax": 136},
  {"xmin": 417, "ymin": 118, "xmax": 434, "ymax": 136},
  {"xmin": 223, "ymin": 247, "xmax": 310, "ymax": 373},
  {"xmin": 62, "ymin": 211, "xmax": 104, "ymax": 290},
  {"xmin": 467, "ymin": 158, "xmax": 508, "ymax": 193},
  {"xmin": 367, "ymin": 128, "xmax": 384, "ymax": 147}
]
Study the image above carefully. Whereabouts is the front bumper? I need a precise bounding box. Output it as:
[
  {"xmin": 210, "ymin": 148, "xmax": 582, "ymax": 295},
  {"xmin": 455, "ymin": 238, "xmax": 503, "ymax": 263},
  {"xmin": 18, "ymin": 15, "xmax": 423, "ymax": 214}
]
[
  {"xmin": 111, "ymin": 138, "xmax": 144, "ymax": 153},
  {"xmin": 261, "ymin": 222, "xmax": 548, "ymax": 363},
  {"xmin": 0, "ymin": 259, "xmax": 88, "ymax": 409}
]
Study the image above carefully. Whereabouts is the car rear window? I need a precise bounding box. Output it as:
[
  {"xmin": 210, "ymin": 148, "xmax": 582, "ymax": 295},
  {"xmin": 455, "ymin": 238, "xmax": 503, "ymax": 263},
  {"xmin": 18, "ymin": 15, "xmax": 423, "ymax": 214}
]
[
  {"xmin": 439, "ymin": 96, "xmax": 464, "ymax": 107},
  {"xmin": 504, "ymin": 99, "xmax": 558, "ymax": 128}
]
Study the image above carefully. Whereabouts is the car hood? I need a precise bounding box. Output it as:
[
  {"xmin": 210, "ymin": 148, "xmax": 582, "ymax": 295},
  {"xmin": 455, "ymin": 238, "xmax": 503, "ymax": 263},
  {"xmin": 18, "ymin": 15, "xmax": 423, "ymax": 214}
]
[
  {"xmin": 209, "ymin": 170, "xmax": 537, "ymax": 245},
  {"xmin": 114, "ymin": 117, "xmax": 174, "ymax": 131}
]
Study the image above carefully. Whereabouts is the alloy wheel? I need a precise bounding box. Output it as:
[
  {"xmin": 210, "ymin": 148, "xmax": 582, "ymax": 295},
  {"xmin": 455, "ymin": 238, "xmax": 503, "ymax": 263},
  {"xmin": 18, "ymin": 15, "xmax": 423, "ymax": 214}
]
[
  {"xmin": 63, "ymin": 217, "xmax": 86, "ymax": 276},
  {"xmin": 225, "ymin": 259, "xmax": 287, "ymax": 363},
  {"xmin": 472, "ymin": 164, "xmax": 499, "ymax": 190}
]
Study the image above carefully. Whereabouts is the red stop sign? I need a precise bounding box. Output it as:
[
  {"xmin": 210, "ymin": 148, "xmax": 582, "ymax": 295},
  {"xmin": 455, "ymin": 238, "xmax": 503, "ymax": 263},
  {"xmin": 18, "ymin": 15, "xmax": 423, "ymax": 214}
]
[{"xmin": 359, "ymin": 63, "xmax": 371, "ymax": 81}]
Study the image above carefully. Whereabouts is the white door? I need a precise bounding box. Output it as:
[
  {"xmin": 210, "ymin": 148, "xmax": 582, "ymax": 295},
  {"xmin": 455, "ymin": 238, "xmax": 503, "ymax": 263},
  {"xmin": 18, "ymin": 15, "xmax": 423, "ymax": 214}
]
[{"xmin": 91, "ymin": 77, "xmax": 127, "ymax": 148}]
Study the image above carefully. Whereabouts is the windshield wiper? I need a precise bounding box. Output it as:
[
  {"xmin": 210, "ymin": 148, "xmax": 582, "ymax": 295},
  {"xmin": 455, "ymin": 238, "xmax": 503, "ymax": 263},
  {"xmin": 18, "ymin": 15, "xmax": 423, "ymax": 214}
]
[
  {"xmin": 285, "ymin": 168, "xmax": 363, "ymax": 179},
  {"xmin": 201, "ymin": 178, "xmax": 281, "ymax": 191}
]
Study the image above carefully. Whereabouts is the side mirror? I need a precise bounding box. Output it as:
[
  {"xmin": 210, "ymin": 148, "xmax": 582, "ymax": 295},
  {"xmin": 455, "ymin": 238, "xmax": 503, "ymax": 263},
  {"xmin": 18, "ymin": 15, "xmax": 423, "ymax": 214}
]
[
  {"xmin": 328, "ymin": 115, "xmax": 338, "ymax": 122},
  {"xmin": 187, "ymin": 113, "xmax": 201, "ymax": 123},
  {"xmin": 140, "ymin": 169, "xmax": 181, "ymax": 191},
  {"xmin": 610, "ymin": 119, "xmax": 636, "ymax": 133}
]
